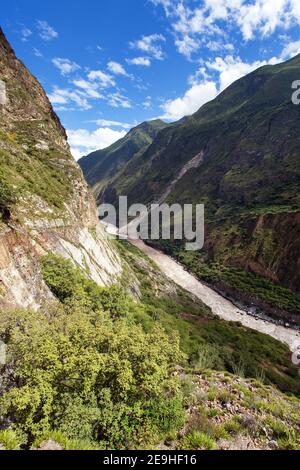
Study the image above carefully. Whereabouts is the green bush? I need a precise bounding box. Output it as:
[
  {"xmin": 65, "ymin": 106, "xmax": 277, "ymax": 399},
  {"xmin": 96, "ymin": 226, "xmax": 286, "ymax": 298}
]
[
  {"xmin": 0, "ymin": 255, "xmax": 185, "ymax": 449},
  {"xmin": 0, "ymin": 181, "xmax": 18, "ymax": 218},
  {"xmin": 41, "ymin": 254, "xmax": 131, "ymax": 317}
]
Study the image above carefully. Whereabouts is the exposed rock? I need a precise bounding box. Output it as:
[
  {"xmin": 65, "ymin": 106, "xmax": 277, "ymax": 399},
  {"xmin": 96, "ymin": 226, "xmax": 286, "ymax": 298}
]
[
  {"xmin": 0, "ymin": 28, "xmax": 125, "ymax": 309},
  {"xmin": 37, "ymin": 439, "xmax": 63, "ymax": 451}
]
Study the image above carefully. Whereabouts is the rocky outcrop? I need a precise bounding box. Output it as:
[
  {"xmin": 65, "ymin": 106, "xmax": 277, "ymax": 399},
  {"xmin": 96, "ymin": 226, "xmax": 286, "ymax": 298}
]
[{"xmin": 0, "ymin": 28, "xmax": 123, "ymax": 309}]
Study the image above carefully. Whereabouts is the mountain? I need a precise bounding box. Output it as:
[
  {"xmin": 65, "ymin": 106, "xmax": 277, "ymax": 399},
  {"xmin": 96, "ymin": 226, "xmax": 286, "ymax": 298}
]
[
  {"xmin": 81, "ymin": 55, "xmax": 300, "ymax": 322},
  {"xmin": 1, "ymin": 27, "xmax": 300, "ymax": 452},
  {"xmin": 0, "ymin": 28, "xmax": 122, "ymax": 309},
  {"xmin": 78, "ymin": 119, "xmax": 168, "ymax": 202}
]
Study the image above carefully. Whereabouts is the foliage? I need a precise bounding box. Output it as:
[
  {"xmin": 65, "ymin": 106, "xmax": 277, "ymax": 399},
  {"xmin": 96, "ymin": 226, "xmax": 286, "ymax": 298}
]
[
  {"xmin": 41, "ymin": 254, "xmax": 131, "ymax": 317},
  {"xmin": 0, "ymin": 255, "xmax": 184, "ymax": 449},
  {"xmin": 0, "ymin": 180, "xmax": 18, "ymax": 218},
  {"xmin": 0, "ymin": 304, "xmax": 184, "ymax": 449}
]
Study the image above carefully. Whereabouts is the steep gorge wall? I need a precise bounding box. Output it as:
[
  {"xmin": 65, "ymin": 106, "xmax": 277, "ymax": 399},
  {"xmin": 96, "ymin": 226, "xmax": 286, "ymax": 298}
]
[{"xmin": 0, "ymin": 28, "xmax": 123, "ymax": 309}]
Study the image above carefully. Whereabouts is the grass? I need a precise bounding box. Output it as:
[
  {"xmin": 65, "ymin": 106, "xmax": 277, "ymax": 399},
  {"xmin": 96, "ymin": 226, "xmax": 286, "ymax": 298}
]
[
  {"xmin": 180, "ymin": 431, "xmax": 217, "ymax": 450},
  {"xmin": 0, "ymin": 430, "xmax": 22, "ymax": 450},
  {"xmin": 32, "ymin": 431, "xmax": 103, "ymax": 450}
]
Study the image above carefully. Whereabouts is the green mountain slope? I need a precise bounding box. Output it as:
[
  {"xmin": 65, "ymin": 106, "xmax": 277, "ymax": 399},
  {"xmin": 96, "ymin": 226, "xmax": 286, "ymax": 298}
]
[
  {"xmin": 81, "ymin": 55, "xmax": 300, "ymax": 319},
  {"xmin": 78, "ymin": 119, "xmax": 168, "ymax": 200},
  {"xmin": 0, "ymin": 28, "xmax": 300, "ymax": 451}
]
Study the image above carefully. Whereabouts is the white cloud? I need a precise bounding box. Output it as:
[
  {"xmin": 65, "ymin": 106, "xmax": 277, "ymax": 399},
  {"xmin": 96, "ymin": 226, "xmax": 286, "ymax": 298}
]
[
  {"xmin": 142, "ymin": 96, "xmax": 152, "ymax": 109},
  {"xmin": 107, "ymin": 61, "xmax": 128, "ymax": 76},
  {"xmin": 92, "ymin": 119, "xmax": 131, "ymax": 129},
  {"xmin": 175, "ymin": 35, "xmax": 200, "ymax": 58},
  {"xmin": 72, "ymin": 79, "xmax": 103, "ymax": 98},
  {"xmin": 107, "ymin": 92, "xmax": 132, "ymax": 109},
  {"xmin": 37, "ymin": 20, "xmax": 58, "ymax": 41},
  {"xmin": 160, "ymin": 81, "xmax": 218, "ymax": 121},
  {"xmin": 33, "ymin": 48, "xmax": 43, "ymax": 58},
  {"xmin": 88, "ymin": 70, "xmax": 116, "ymax": 88},
  {"xmin": 150, "ymin": 0, "xmax": 171, "ymax": 8},
  {"xmin": 207, "ymin": 55, "xmax": 278, "ymax": 91},
  {"xmin": 20, "ymin": 27, "xmax": 32, "ymax": 42},
  {"xmin": 126, "ymin": 57, "xmax": 151, "ymax": 66},
  {"xmin": 206, "ymin": 40, "xmax": 234, "ymax": 52},
  {"xmin": 47, "ymin": 87, "xmax": 91, "ymax": 111},
  {"xmin": 281, "ymin": 39, "xmax": 300, "ymax": 59},
  {"xmin": 52, "ymin": 58, "xmax": 81, "ymax": 76},
  {"xmin": 238, "ymin": 0, "xmax": 289, "ymax": 41},
  {"xmin": 67, "ymin": 127, "xmax": 127, "ymax": 160},
  {"xmin": 152, "ymin": 0, "xmax": 300, "ymax": 58},
  {"xmin": 130, "ymin": 34, "xmax": 166, "ymax": 60}
]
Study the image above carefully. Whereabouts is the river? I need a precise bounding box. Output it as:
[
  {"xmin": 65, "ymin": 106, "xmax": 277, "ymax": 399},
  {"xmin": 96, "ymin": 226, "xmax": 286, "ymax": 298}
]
[{"xmin": 130, "ymin": 239, "xmax": 300, "ymax": 351}]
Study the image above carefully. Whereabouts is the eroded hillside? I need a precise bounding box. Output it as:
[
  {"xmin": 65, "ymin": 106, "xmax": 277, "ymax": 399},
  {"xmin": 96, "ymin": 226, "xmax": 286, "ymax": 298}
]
[{"xmin": 0, "ymin": 28, "xmax": 122, "ymax": 308}]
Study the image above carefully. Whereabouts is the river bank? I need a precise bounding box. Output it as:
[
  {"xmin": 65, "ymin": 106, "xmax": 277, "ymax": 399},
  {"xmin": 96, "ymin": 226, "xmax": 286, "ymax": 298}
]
[{"xmin": 130, "ymin": 239, "xmax": 300, "ymax": 351}]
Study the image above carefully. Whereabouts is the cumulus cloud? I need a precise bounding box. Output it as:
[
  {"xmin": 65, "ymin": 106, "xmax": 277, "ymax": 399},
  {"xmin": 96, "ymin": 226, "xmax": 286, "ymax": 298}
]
[
  {"xmin": 72, "ymin": 79, "xmax": 103, "ymax": 98},
  {"xmin": 20, "ymin": 27, "xmax": 32, "ymax": 42},
  {"xmin": 142, "ymin": 96, "xmax": 152, "ymax": 109},
  {"xmin": 130, "ymin": 34, "xmax": 166, "ymax": 60},
  {"xmin": 281, "ymin": 39, "xmax": 300, "ymax": 59},
  {"xmin": 37, "ymin": 20, "xmax": 58, "ymax": 41},
  {"xmin": 126, "ymin": 57, "xmax": 151, "ymax": 66},
  {"xmin": 47, "ymin": 87, "xmax": 92, "ymax": 111},
  {"xmin": 92, "ymin": 119, "xmax": 131, "ymax": 129},
  {"xmin": 107, "ymin": 92, "xmax": 132, "ymax": 109},
  {"xmin": 159, "ymin": 50, "xmax": 284, "ymax": 122},
  {"xmin": 67, "ymin": 127, "xmax": 127, "ymax": 160},
  {"xmin": 107, "ymin": 61, "xmax": 128, "ymax": 76},
  {"xmin": 151, "ymin": 0, "xmax": 300, "ymax": 58},
  {"xmin": 160, "ymin": 81, "xmax": 218, "ymax": 121},
  {"xmin": 52, "ymin": 58, "xmax": 81, "ymax": 76},
  {"xmin": 33, "ymin": 48, "xmax": 43, "ymax": 58},
  {"xmin": 207, "ymin": 55, "xmax": 279, "ymax": 91},
  {"xmin": 175, "ymin": 35, "xmax": 200, "ymax": 58},
  {"xmin": 88, "ymin": 70, "xmax": 116, "ymax": 88}
]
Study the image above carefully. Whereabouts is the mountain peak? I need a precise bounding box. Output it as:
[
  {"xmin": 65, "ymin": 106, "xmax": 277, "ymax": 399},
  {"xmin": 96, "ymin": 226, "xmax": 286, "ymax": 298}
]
[{"xmin": 79, "ymin": 118, "xmax": 168, "ymax": 190}]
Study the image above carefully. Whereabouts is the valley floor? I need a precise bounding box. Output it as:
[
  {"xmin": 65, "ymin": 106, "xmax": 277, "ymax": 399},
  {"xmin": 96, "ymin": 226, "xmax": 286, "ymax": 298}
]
[{"xmin": 129, "ymin": 239, "xmax": 300, "ymax": 351}]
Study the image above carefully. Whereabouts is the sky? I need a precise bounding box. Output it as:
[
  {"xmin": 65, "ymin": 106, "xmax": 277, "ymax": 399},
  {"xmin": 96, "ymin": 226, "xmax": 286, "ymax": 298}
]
[{"xmin": 1, "ymin": 0, "xmax": 300, "ymax": 159}]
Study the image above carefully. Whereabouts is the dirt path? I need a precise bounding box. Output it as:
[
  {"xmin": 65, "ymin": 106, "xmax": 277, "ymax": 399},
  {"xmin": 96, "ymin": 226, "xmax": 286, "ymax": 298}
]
[{"xmin": 130, "ymin": 239, "xmax": 300, "ymax": 351}]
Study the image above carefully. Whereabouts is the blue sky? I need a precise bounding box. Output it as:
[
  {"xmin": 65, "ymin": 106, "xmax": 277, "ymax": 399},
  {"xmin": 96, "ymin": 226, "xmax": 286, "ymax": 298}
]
[{"xmin": 1, "ymin": 0, "xmax": 300, "ymax": 159}]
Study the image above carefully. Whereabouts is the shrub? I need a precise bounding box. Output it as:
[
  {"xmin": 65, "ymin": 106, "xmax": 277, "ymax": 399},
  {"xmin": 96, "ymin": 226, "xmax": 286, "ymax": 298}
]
[
  {"xmin": 0, "ymin": 252, "xmax": 185, "ymax": 450},
  {"xmin": 222, "ymin": 417, "xmax": 244, "ymax": 436},
  {"xmin": 40, "ymin": 254, "xmax": 131, "ymax": 317},
  {"xmin": 0, "ymin": 181, "xmax": 18, "ymax": 219}
]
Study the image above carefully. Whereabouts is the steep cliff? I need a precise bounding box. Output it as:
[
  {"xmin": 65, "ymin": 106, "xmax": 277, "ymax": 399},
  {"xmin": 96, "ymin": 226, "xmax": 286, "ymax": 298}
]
[{"xmin": 0, "ymin": 28, "xmax": 122, "ymax": 309}]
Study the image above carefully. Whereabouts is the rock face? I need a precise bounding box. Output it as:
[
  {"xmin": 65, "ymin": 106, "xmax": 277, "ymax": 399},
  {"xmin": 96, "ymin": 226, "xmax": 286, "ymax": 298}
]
[{"xmin": 0, "ymin": 28, "xmax": 122, "ymax": 309}]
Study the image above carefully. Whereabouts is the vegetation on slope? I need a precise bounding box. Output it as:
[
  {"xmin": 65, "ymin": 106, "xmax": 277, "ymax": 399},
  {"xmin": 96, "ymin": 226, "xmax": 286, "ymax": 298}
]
[
  {"xmin": 117, "ymin": 242, "xmax": 300, "ymax": 394},
  {"xmin": 0, "ymin": 250, "xmax": 299, "ymax": 450},
  {"xmin": 79, "ymin": 119, "xmax": 168, "ymax": 195},
  {"xmin": 0, "ymin": 255, "xmax": 184, "ymax": 450},
  {"xmin": 0, "ymin": 27, "xmax": 89, "ymax": 222},
  {"xmin": 80, "ymin": 55, "xmax": 300, "ymax": 301}
]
